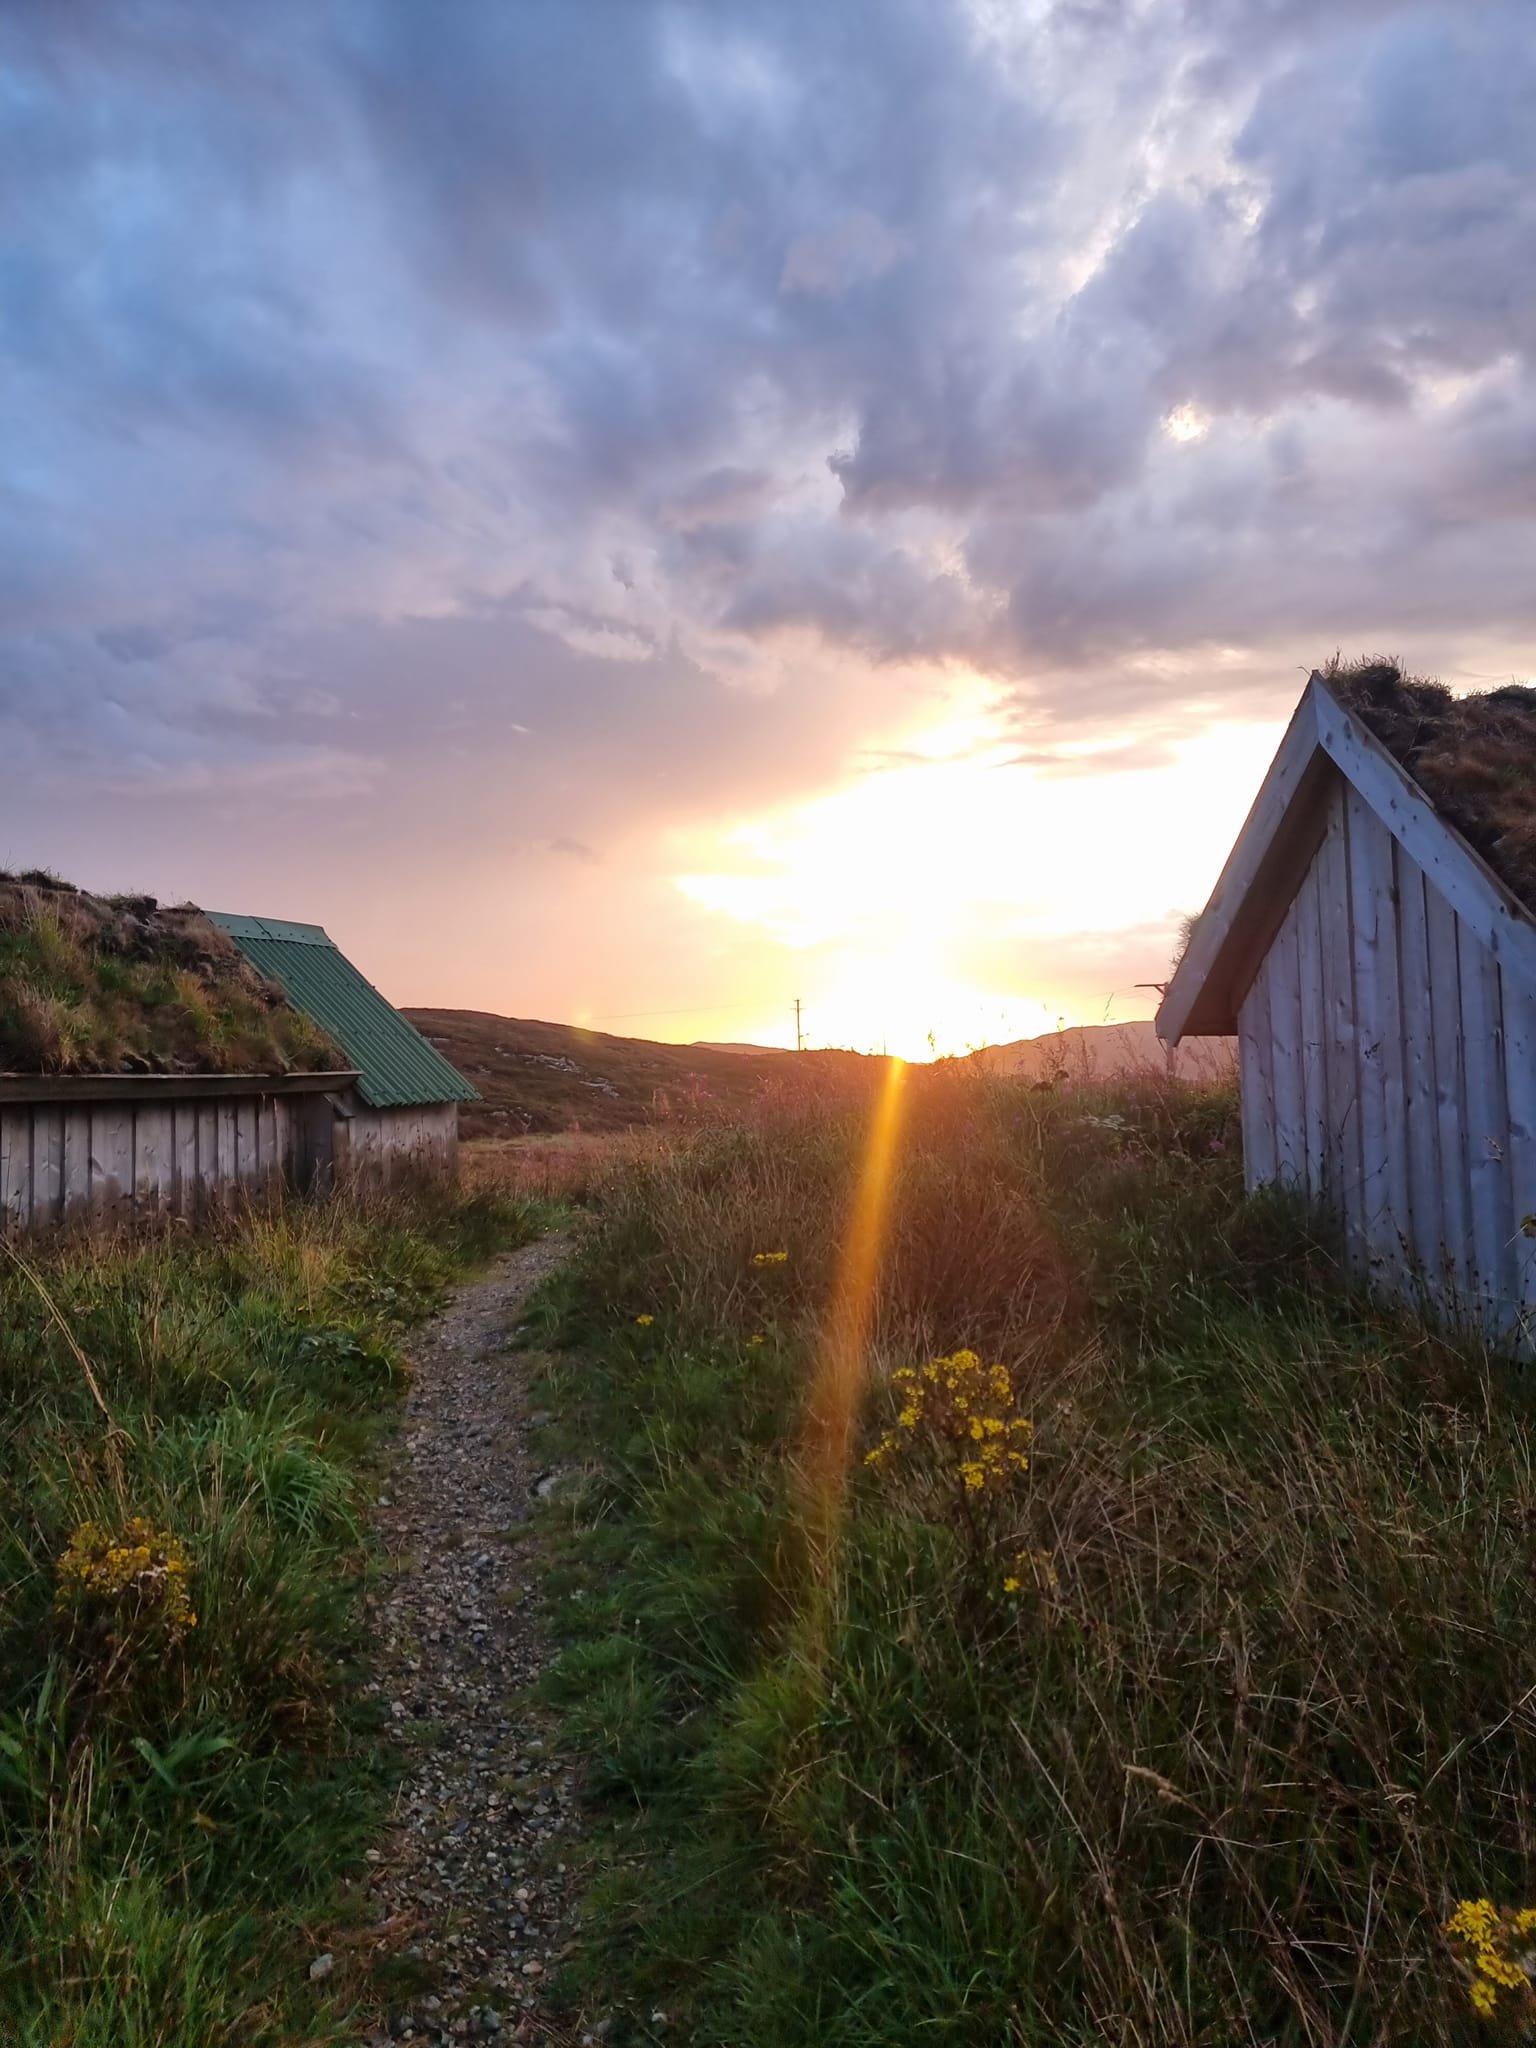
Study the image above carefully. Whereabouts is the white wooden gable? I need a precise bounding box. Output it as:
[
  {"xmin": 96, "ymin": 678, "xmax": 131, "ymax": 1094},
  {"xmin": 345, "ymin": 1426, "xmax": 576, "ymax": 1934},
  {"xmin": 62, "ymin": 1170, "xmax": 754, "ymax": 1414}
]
[
  {"xmin": 1159, "ymin": 674, "xmax": 1536, "ymax": 1043},
  {"xmin": 1158, "ymin": 673, "xmax": 1536, "ymax": 1343}
]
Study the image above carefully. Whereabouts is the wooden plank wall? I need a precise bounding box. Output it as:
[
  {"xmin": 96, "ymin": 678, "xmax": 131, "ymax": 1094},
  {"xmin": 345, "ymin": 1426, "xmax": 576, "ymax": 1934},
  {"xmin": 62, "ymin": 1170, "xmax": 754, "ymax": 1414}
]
[
  {"xmin": 1243, "ymin": 771, "xmax": 1535, "ymax": 1347},
  {"xmin": 337, "ymin": 1104, "xmax": 458, "ymax": 1192},
  {"xmin": 0, "ymin": 1092, "xmax": 301, "ymax": 1234}
]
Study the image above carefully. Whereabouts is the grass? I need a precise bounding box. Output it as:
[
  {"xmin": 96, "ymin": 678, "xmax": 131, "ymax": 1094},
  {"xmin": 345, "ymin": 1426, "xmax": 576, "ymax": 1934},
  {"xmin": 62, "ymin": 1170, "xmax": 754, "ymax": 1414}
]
[
  {"xmin": 534, "ymin": 1064, "xmax": 1536, "ymax": 2046},
  {"xmin": 0, "ymin": 874, "xmax": 345, "ymax": 1074},
  {"xmin": 0, "ymin": 1181, "xmax": 545, "ymax": 2045}
]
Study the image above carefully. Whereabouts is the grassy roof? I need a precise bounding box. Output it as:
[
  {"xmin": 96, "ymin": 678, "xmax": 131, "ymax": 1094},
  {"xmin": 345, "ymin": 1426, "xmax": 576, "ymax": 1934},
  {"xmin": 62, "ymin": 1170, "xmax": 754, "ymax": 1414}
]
[
  {"xmin": 0, "ymin": 874, "xmax": 349, "ymax": 1077},
  {"xmin": 1324, "ymin": 657, "xmax": 1536, "ymax": 914}
]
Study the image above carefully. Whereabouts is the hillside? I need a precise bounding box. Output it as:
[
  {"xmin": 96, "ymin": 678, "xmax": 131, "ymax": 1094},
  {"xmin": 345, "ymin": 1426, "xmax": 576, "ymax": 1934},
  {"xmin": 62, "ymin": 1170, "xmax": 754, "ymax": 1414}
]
[
  {"xmin": 404, "ymin": 1008, "xmax": 887, "ymax": 1137},
  {"xmin": 973, "ymin": 1018, "xmax": 1236, "ymax": 1085},
  {"xmin": 407, "ymin": 1009, "xmax": 1235, "ymax": 1137}
]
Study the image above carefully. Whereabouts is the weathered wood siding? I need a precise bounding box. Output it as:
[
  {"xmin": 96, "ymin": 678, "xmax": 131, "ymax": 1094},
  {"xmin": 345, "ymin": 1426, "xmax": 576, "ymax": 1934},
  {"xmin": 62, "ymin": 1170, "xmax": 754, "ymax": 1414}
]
[
  {"xmin": 1239, "ymin": 770, "xmax": 1536, "ymax": 1345},
  {"xmin": 0, "ymin": 1090, "xmax": 304, "ymax": 1233},
  {"xmin": 333, "ymin": 1102, "xmax": 458, "ymax": 1191}
]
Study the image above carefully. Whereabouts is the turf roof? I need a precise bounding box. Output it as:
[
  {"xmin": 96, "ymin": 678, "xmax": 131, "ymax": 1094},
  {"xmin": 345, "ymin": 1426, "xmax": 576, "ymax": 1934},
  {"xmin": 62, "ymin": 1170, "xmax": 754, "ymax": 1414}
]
[
  {"xmin": 0, "ymin": 874, "xmax": 349, "ymax": 1077},
  {"xmin": 1324, "ymin": 656, "xmax": 1536, "ymax": 915}
]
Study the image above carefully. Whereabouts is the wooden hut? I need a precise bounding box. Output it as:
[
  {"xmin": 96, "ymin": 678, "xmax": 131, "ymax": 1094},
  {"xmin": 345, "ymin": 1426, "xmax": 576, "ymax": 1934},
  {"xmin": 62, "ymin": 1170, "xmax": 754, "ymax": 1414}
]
[
  {"xmin": 0, "ymin": 881, "xmax": 477, "ymax": 1231},
  {"xmin": 1157, "ymin": 662, "xmax": 1536, "ymax": 1349},
  {"xmin": 210, "ymin": 914, "xmax": 478, "ymax": 1188}
]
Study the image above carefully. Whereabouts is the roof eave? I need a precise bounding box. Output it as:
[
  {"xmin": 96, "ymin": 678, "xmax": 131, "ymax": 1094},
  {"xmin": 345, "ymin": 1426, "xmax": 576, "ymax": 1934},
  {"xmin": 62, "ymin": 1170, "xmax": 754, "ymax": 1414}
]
[{"xmin": 1157, "ymin": 682, "xmax": 1329, "ymax": 1045}]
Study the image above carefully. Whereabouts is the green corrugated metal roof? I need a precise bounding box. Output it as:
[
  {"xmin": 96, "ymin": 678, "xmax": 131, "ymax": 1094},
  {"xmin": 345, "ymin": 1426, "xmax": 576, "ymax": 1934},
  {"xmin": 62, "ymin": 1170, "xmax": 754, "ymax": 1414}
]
[{"xmin": 209, "ymin": 913, "xmax": 478, "ymax": 1109}]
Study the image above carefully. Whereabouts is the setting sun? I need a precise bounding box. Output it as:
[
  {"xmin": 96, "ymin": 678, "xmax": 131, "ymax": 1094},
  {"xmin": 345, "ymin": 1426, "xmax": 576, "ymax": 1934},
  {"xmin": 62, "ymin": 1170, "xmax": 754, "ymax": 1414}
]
[{"xmin": 672, "ymin": 694, "xmax": 1285, "ymax": 1058}]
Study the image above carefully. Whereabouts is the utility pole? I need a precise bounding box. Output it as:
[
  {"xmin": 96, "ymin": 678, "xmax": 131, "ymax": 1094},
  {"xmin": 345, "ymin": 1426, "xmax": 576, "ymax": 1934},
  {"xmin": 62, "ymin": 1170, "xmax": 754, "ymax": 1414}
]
[{"xmin": 794, "ymin": 997, "xmax": 804, "ymax": 1051}]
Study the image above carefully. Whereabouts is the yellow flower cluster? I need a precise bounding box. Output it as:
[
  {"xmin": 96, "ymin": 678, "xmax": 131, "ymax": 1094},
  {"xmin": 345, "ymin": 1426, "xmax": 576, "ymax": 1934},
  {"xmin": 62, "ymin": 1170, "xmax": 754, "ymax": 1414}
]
[
  {"xmin": 751, "ymin": 1250, "xmax": 789, "ymax": 1267},
  {"xmin": 865, "ymin": 1349, "xmax": 1033, "ymax": 1494},
  {"xmin": 635, "ymin": 1313, "xmax": 655, "ymax": 1326},
  {"xmin": 1444, "ymin": 1897, "xmax": 1536, "ymax": 2019},
  {"xmin": 1002, "ymin": 1549, "xmax": 1059, "ymax": 1597},
  {"xmin": 56, "ymin": 1517, "xmax": 196, "ymax": 1633}
]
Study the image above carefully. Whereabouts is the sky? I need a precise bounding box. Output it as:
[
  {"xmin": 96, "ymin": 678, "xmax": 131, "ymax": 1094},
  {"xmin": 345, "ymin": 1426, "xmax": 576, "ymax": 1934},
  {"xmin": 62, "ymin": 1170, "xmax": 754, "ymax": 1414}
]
[{"xmin": 3, "ymin": 0, "xmax": 1534, "ymax": 1059}]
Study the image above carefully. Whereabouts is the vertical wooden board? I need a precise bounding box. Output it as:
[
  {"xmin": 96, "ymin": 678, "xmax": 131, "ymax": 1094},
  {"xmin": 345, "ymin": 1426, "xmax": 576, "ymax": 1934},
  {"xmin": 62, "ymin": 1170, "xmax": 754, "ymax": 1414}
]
[
  {"xmin": 61, "ymin": 1107, "xmax": 93, "ymax": 1218},
  {"xmin": 32, "ymin": 1106, "xmax": 65, "ymax": 1228},
  {"xmin": 1394, "ymin": 848, "xmax": 1443, "ymax": 1305},
  {"xmin": 331, "ymin": 1117, "xmax": 352, "ymax": 1188},
  {"xmin": 1239, "ymin": 968, "xmax": 1277, "ymax": 1189},
  {"xmin": 1375, "ymin": 828, "xmax": 1409, "ymax": 1276},
  {"xmin": 1501, "ymin": 978, "xmax": 1536, "ymax": 1355},
  {"xmin": 1316, "ymin": 785, "xmax": 1364, "ymax": 1264},
  {"xmin": 1425, "ymin": 886, "xmax": 1472, "ymax": 1315},
  {"xmin": 1459, "ymin": 924, "xmax": 1511, "ymax": 1332},
  {"xmin": 232, "ymin": 1100, "xmax": 256, "ymax": 1190},
  {"xmin": 1294, "ymin": 854, "xmax": 1329, "ymax": 1202},
  {"xmin": 216, "ymin": 1103, "xmax": 237, "ymax": 1200},
  {"xmin": 172, "ymin": 1104, "xmax": 198, "ymax": 1217},
  {"xmin": 272, "ymin": 1100, "xmax": 293, "ymax": 1188},
  {"xmin": 1245, "ymin": 966, "xmax": 1277, "ymax": 1196},
  {"xmin": 1266, "ymin": 906, "xmax": 1307, "ymax": 1187},
  {"xmin": 261, "ymin": 1097, "xmax": 283, "ymax": 1192},
  {"xmin": 134, "ymin": 1105, "xmax": 174, "ymax": 1212},
  {"xmin": 359, "ymin": 1114, "xmax": 382, "ymax": 1186},
  {"xmin": 192, "ymin": 1104, "xmax": 217, "ymax": 1213},
  {"xmin": 0, "ymin": 1109, "xmax": 26, "ymax": 1231},
  {"xmin": 93, "ymin": 1105, "xmax": 133, "ymax": 1218},
  {"xmin": 1344, "ymin": 789, "xmax": 1402, "ymax": 1283}
]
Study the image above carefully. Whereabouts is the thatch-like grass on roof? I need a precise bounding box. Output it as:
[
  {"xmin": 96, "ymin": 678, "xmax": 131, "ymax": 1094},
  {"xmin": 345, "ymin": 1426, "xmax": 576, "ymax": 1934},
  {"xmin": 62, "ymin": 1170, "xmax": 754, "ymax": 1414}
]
[
  {"xmin": 1324, "ymin": 656, "xmax": 1536, "ymax": 914},
  {"xmin": 0, "ymin": 874, "xmax": 348, "ymax": 1077}
]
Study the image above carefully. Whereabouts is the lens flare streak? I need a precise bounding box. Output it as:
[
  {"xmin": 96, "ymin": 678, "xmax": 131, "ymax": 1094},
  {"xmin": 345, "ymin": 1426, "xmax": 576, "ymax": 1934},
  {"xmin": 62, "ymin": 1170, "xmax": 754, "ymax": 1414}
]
[{"xmin": 801, "ymin": 1056, "xmax": 908, "ymax": 1536}]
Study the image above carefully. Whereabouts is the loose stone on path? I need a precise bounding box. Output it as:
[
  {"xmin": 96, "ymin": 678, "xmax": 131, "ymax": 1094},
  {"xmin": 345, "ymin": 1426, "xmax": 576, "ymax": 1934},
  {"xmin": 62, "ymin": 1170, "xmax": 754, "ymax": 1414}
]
[{"xmin": 358, "ymin": 1233, "xmax": 584, "ymax": 2046}]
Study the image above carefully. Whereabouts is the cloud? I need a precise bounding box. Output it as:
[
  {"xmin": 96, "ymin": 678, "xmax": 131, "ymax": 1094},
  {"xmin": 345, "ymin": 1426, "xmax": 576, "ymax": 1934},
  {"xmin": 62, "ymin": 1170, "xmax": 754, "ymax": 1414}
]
[{"xmin": 1, "ymin": 0, "xmax": 1533, "ymax": 1019}]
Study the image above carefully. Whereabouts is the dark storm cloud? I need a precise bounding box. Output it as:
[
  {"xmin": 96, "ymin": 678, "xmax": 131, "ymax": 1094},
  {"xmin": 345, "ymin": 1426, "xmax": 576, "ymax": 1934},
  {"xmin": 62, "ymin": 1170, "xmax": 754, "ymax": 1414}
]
[{"xmin": 1, "ymin": 0, "xmax": 1534, "ymax": 841}]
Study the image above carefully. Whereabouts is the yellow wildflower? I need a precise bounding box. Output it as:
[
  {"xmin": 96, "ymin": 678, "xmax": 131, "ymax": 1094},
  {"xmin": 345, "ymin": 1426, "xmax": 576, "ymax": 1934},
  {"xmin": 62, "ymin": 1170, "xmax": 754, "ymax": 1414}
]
[
  {"xmin": 635, "ymin": 1314, "xmax": 655, "ymax": 1326},
  {"xmin": 56, "ymin": 1517, "xmax": 195, "ymax": 1634},
  {"xmin": 1447, "ymin": 1899, "xmax": 1501, "ymax": 1951},
  {"xmin": 1445, "ymin": 1897, "xmax": 1536, "ymax": 2022},
  {"xmin": 747, "ymin": 1333, "xmax": 766, "ymax": 1348},
  {"xmin": 1477, "ymin": 1950, "xmax": 1528, "ymax": 1990},
  {"xmin": 751, "ymin": 1250, "xmax": 789, "ymax": 1267},
  {"xmin": 863, "ymin": 1348, "xmax": 1033, "ymax": 1500}
]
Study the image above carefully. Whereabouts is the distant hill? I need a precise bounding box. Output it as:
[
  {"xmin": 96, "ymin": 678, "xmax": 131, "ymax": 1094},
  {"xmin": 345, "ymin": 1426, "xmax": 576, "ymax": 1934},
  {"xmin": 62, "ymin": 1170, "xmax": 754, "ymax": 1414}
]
[
  {"xmin": 407, "ymin": 1008, "xmax": 1235, "ymax": 1138},
  {"xmin": 404, "ymin": 1009, "xmax": 885, "ymax": 1138},
  {"xmin": 970, "ymin": 1019, "xmax": 1236, "ymax": 1084}
]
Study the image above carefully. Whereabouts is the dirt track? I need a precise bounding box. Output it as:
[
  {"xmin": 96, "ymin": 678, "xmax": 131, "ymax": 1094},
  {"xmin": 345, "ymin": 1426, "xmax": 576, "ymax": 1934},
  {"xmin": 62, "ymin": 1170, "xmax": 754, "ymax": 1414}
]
[{"xmin": 358, "ymin": 1234, "xmax": 589, "ymax": 2047}]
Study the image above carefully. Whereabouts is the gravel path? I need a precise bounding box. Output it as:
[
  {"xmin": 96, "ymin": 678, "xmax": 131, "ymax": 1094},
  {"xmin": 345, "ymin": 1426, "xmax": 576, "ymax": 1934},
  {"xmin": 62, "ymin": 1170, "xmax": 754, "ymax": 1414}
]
[{"xmin": 357, "ymin": 1234, "xmax": 591, "ymax": 2047}]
